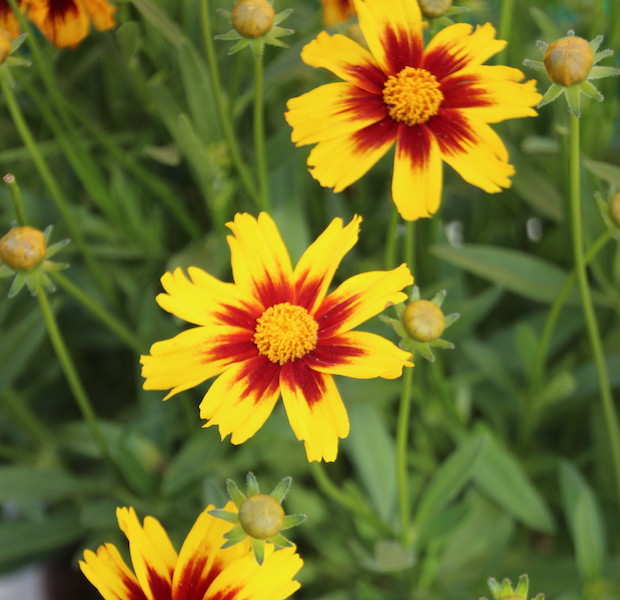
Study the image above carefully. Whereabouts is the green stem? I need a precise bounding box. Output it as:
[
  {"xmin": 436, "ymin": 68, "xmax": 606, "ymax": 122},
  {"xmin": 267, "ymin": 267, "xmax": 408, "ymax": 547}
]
[
  {"xmin": 498, "ymin": 0, "xmax": 515, "ymax": 63},
  {"xmin": 199, "ymin": 0, "xmax": 260, "ymax": 209},
  {"xmin": 2, "ymin": 387, "xmax": 51, "ymax": 447},
  {"xmin": 35, "ymin": 282, "xmax": 112, "ymax": 464},
  {"xmin": 569, "ymin": 114, "xmax": 620, "ymax": 510},
  {"xmin": 309, "ymin": 462, "xmax": 391, "ymax": 535},
  {"xmin": 384, "ymin": 206, "xmax": 399, "ymax": 270},
  {"xmin": 396, "ymin": 365, "xmax": 414, "ymax": 545},
  {"xmin": 0, "ymin": 73, "xmax": 114, "ymax": 300},
  {"xmin": 51, "ymin": 271, "xmax": 146, "ymax": 355},
  {"xmin": 253, "ymin": 54, "xmax": 270, "ymax": 212},
  {"xmin": 3, "ymin": 174, "xmax": 27, "ymax": 226}
]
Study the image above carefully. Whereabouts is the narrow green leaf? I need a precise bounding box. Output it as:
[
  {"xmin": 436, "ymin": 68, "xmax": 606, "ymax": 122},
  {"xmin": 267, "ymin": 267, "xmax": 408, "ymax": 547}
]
[
  {"xmin": 431, "ymin": 244, "xmax": 579, "ymax": 305},
  {"xmin": 583, "ymin": 157, "xmax": 620, "ymax": 187},
  {"xmin": 473, "ymin": 432, "xmax": 555, "ymax": 533}
]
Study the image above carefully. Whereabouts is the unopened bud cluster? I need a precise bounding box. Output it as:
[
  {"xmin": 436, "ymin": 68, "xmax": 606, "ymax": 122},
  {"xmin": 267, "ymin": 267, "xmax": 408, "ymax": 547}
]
[
  {"xmin": 543, "ymin": 35, "xmax": 593, "ymax": 86},
  {"xmin": 0, "ymin": 226, "xmax": 47, "ymax": 271},
  {"xmin": 231, "ymin": 0, "xmax": 274, "ymax": 38},
  {"xmin": 403, "ymin": 299, "xmax": 445, "ymax": 342}
]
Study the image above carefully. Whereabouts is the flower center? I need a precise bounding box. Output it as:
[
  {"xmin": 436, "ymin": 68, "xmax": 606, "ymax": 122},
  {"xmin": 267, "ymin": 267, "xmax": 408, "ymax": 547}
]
[
  {"xmin": 382, "ymin": 66, "xmax": 443, "ymax": 126},
  {"xmin": 238, "ymin": 494, "xmax": 285, "ymax": 540},
  {"xmin": 253, "ymin": 302, "xmax": 318, "ymax": 365}
]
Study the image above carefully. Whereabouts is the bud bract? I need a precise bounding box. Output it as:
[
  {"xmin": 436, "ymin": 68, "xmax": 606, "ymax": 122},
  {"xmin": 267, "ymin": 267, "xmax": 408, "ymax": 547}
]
[{"xmin": 544, "ymin": 35, "xmax": 593, "ymax": 86}]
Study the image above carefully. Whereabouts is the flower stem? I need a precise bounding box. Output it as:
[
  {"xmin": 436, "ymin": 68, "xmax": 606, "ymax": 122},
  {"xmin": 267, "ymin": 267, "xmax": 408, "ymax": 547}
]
[
  {"xmin": 253, "ymin": 54, "xmax": 270, "ymax": 212},
  {"xmin": 50, "ymin": 271, "xmax": 146, "ymax": 355},
  {"xmin": 384, "ymin": 206, "xmax": 399, "ymax": 269},
  {"xmin": 0, "ymin": 72, "xmax": 114, "ymax": 300},
  {"xmin": 35, "ymin": 282, "xmax": 112, "ymax": 464},
  {"xmin": 498, "ymin": 0, "xmax": 515, "ymax": 63},
  {"xmin": 199, "ymin": 0, "xmax": 260, "ymax": 209},
  {"xmin": 569, "ymin": 113, "xmax": 620, "ymax": 510},
  {"xmin": 3, "ymin": 174, "xmax": 27, "ymax": 226}
]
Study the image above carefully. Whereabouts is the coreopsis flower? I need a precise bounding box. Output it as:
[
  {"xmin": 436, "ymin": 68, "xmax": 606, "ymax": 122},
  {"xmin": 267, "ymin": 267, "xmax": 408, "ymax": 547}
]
[
  {"xmin": 80, "ymin": 501, "xmax": 303, "ymax": 600},
  {"xmin": 141, "ymin": 212, "xmax": 413, "ymax": 462},
  {"xmin": 524, "ymin": 32, "xmax": 620, "ymax": 117},
  {"xmin": 320, "ymin": 0, "xmax": 356, "ymax": 27},
  {"xmin": 26, "ymin": 0, "xmax": 116, "ymax": 48},
  {"xmin": 0, "ymin": 0, "xmax": 26, "ymax": 39},
  {"xmin": 285, "ymin": 0, "xmax": 541, "ymax": 220}
]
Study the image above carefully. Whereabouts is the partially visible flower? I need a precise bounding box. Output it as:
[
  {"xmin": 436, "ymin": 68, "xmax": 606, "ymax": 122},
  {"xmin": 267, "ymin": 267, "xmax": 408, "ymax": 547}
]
[
  {"xmin": 210, "ymin": 472, "xmax": 306, "ymax": 565},
  {"xmin": 80, "ymin": 501, "xmax": 303, "ymax": 600},
  {"xmin": 141, "ymin": 212, "xmax": 413, "ymax": 462},
  {"xmin": 382, "ymin": 287, "xmax": 458, "ymax": 362},
  {"xmin": 524, "ymin": 32, "xmax": 620, "ymax": 117},
  {"xmin": 418, "ymin": 0, "xmax": 452, "ymax": 18},
  {"xmin": 26, "ymin": 0, "xmax": 116, "ymax": 48},
  {"xmin": 320, "ymin": 0, "xmax": 356, "ymax": 27},
  {"xmin": 482, "ymin": 574, "xmax": 544, "ymax": 600},
  {"xmin": 0, "ymin": 224, "xmax": 69, "ymax": 298},
  {"xmin": 216, "ymin": 0, "xmax": 293, "ymax": 58},
  {"xmin": 609, "ymin": 193, "xmax": 620, "ymax": 228},
  {"xmin": 0, "ymin": 27, "xmax": 10, "ymax": 61},
  {"xmin": 0, "ymin": 0, "xmax": 26, "ymax": 39},
  {"xmin": 285, "ymin": 0, "xmax": 541, "ymax": 221}
]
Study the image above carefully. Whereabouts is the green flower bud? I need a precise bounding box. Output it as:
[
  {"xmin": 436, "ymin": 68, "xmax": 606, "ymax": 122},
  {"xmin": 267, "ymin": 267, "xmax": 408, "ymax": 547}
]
[
  {"xmin": 231, "ymin": 0, "xmax": 275, "ymax": 38},
  {"xmin": 238, "ymin": 493, "xmax": 285, "ymax": 539},
  {"xmin": 544, "ymin": 35, "xmax": 593, "ymax": 86},
  {"xmin": 403, "ymin": 299, "xmax": 445, "ymax": 342},
  {"xmin": 417, "ymin": 0, "xmax": 452, "ymax": 18},
  {"xmin": 0, "ymin": 226, "xmax": 47, "ymax": 271},
  {"xmin": 609, "ymin": 193, "xmax": 620, "ymax": 227}
]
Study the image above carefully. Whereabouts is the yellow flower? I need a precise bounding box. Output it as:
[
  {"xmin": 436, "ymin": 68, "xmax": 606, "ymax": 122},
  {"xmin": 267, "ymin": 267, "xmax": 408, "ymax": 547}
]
[
  {"xmin": 285, "ymin": 0, "xmax": 541, "ymax": 220},
  {"xmin": 0, "ymin": 0, "xmax": 26, "ymax": 39},
  {"xmin": 141, "ymin": 212, "xmax": 413, "ymax": 462},
  {"xmin": 26, "ymin": 0, "xmax": 116, "ymax": 48},
  {"xmin": 80, "ymin": 501, "xmax": 303, "ymax": 600},
  {"xmin": 320, "ymin": 0, "xmax": 356, "ymax": 27}
]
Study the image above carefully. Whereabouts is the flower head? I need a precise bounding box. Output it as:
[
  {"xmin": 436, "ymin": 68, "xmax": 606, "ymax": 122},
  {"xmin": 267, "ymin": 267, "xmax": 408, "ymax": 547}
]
[
  {"xmin": 141, "ymin": 212, "xmax": 413, "ymax": 462},
  {"xmin": 320, "ymin": 0, "xmax": 356, "ymax": 27},
  {"xmin": 209, "ymin": 472, "xmax": 306, "ymax": 565},
  {"xmin": 482, "ymin": 574, "xmax": 543, "ymax": 600},
  {"xmin": 524, "ymin": 32, "xmax": 619, "ymax": 117},
  {"xmin": 80, "ymin": 501, "xmax": 303, "ymax": 600},
  {"xmin": 26, "ymin": 0, "xmax": 116, "ymax": 48},
  {"xmin": 285, "ymin": 0, "xmax": 541, "ymax": 220},
  {"xmin": 216, "ymin": 0, "xmax": 293, "ymax": 58},
  {"xmin": 0, "ymin": 0, "xmax": 26, "ymax": 39},
  {"xmin": 381, "ymin": 286, "xmax": 458, "ymax": 362},
  {"xmin": 0, "ymin": 224, "xmax": 69, "ymax": 298}
]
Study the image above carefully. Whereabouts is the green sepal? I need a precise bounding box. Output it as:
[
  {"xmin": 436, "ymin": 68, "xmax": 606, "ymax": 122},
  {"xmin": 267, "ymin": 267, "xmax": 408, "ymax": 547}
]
[
  {"xmin": 226, "ymin": 478, "xmax": 247, "ymax": 507},
  {"xmin": 246, "ymin": 472, "xmax": 260, "ymax": 496},
  {"xmin": 221, "ymin": 525, "xmax": 246, "ymax": 545},
  {"xmin": 564, "ymin": 84, "xmax": 581, "ymax": 117},
  {"xmin": 537, "ymin": 83, "xmax": 563, "ymax": 108},
  {"xmin": 269, "ymin": 533, "xmax": 294, "ymax": 548},
  {"xmin": 208, "ymin": 509, "xmax": 239, "ymax": 524},
  {"xmin": 251, "ymin": 538, "xmax": 265, "ymax": 565},
  {"xmin": 578, "ymin": 79, "xmax": 603, "ymax": 102},
  {"xmin": 588, "ymin": 65, "xmax": 620, "ymax": 79},
  {"xmin": 281, "ymin": 514, "xmax": 307, "ymax": 530}
]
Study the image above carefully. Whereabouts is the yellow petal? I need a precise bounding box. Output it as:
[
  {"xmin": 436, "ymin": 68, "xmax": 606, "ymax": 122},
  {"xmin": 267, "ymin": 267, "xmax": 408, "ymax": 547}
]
[
  {"xmin": 391, "ymin": 124, "xmax": 443, "ymax": 220},
  {"xmin": 306, "ymin": 118, "xmax": 398, "ymax": 193},
  {"xmin": 293, "ymin": 215, "xmax": 361, "ymax": 314},
  {"xmin": 286, "ymin": 82, "xmax": 387, "ymax": 146},
  {"xmin": 354, "ymin": 0, "xmax": 423, "ymax": 75},
  {"xmin": 315, "ymin": 265, "xmax": 413, "ymax": 336},
  {"xmin": 226, "ymin": 213, "xmax": 294, "ymax": 307},
  {"xmin": 300, "ymin": 31, "xmax": 385, "ymax": 93},
  {"xmin": 280, "ymin": 365, "xmax": 349, "ymax": 462},
  {"xmin": 27, "ymin": 0, "xmax": 90, "ymax": 48},
  {"xmin": 84, "ymin": 0, "xmax": 116, "ymax": 31},
  {"xmin": 199, "ymin": 357, "xmax": 281, "ymax": 444},
  {"xmin": 140, "ymin": 326, "xmax": 250, "ymax": 400},
  {"xmin": 309, "ymin": 331, "xmax": 412, "ymax": 379},
  {"xmin": 116, "ymin": 507, "xmax": 176, "ymax": 600}
]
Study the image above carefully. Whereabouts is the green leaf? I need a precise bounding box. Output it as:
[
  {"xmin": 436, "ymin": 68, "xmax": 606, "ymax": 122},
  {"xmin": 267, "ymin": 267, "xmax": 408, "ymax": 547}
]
[
  {"xmin": 431, "ymin": 244, "xmax": 579, "ymax": 305},
  {"xmin": 413, "ymin": 434, "xmax": 487, "ymax": 531},
  {"xmin": 473, "ymin": 432, "xmax": 555, "ymax": 533},
  {"xmin": 559, "ymin": 461, "xmax": 606, "ymax": 582},
  {"xmin": 0, "ymin": 510, "xmax": 85, "ymax": 566},
  {"xmin": 583, "ymin": 157, "xmax": 620, "ymax": 187},
  {"xmin": 344, "ymin": 401, "xmax": 396, "ymax": 524},
  {"xmin": 0, "ymin": 466, "xmax": 98, "ymax": 503}
]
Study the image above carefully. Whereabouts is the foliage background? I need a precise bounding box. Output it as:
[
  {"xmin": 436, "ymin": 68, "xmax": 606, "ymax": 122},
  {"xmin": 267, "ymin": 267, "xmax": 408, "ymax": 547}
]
[{"xmin": 0, "ymin": 0, "xmax": 619, "ymax": 598}]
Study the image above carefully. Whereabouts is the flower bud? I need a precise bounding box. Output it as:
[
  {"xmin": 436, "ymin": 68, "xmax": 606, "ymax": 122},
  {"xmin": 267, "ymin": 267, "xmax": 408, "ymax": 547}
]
[
  {"xmin": 609, "ymin": 194, "xmax": 620, "ymax": 227},
  {"xmin": 544, "ymin": 35, "xmax": 593, "ymax": 86},
  {"xmin": 417, "ymin": 0, "xmax": 452, "ymax": 18},
  {"xmin": 238, "ymin": 493, "xmax": 284, "ymax": 539},
  {"xmin": 0, "ymin": 226, "xmax": 47, "ymax": 271},
  {"xmin": 403, "ymin": 299, "xmax": 445, "ymax": 342},
  {"xmin": 231, "ymin": 0, "xmax": 274, "ymax": 38}
]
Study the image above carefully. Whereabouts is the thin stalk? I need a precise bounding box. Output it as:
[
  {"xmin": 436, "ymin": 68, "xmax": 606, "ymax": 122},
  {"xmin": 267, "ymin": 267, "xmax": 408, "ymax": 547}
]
[
  {"xmin": 2, "ymin": 387, "xmax": 51, "ymax": 447},
  {"xmin": 309, "ymin": 462, "xmax": 391, "ymax": 535},
  {"xmin": 51, "ymin": 271, "xmax": 146, "ymax": 355},
  {"xmin": 0, "ymin": 74, "xmax": 114, "ymax": 300},
  {"xmin": 199, "ymin": 0, "xmax": 261, "ymax": 209},
  {"xmin": 253, "ymin": 55, "xmax": 270, "ymax": 212},
  {"xmin": 35, "ymin": 283, "xmax": 112, "ymax": 465},
  {"xmin": 3, "ymin": 174, "xmax": 27, "ymax": 226},
  {"xmin": 498, "ymin": 0, "xmax": 515, "ymax": 64},
  {"xmin": 384, "ymin": 206, "xmax": 399, "ymax": 270},
  {"xmin": 569, "ymin": 114, "xmax": 620, "ymax": 510},
  {"xmin": 396, "ymin": 220, "xmax": 416, "ymax": 545}
]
